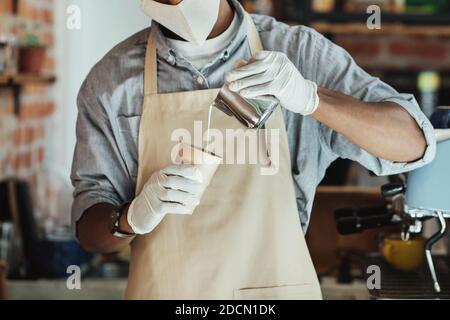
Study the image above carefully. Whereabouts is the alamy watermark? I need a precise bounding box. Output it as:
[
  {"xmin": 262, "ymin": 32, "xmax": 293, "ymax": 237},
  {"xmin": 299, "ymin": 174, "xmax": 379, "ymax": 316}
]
[
  {"xmin": 367, "ymin": 5, "xmax": 381, "ymax": 30},
  {"xmin": 66, "ymin": 5, "xmax": 81, "ymax": 30},
  {"xmin": 366, "ymin": 265, "xmax": 381, "ymax": 290},
  {"xmin": 170, "ymin": 121, "xmax": 280, "ymax": 176},
  {"xmin": 66, "ymin": 265, "xmax": 81, "ymax": 290}
]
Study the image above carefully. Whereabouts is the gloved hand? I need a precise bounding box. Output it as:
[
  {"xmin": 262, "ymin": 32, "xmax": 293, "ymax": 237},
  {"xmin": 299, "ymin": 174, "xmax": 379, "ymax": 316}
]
[
  {"xmin": 226, "ymin": 51, "xmax": 320, "ymax": 115},
  {"xmin": 127, "ymin": 165, "xmax": 204, "ymax": 235}
]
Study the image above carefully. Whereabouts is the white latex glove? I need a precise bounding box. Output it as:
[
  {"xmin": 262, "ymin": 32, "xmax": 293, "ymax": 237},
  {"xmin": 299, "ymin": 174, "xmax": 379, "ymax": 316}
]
[
  {"xmin": 226, "ymin": 51, "xmax": 320, "ymax": 115},
  {"xmin": 127, "ymin": 165, "xmax": 204, "ymax": 235}
]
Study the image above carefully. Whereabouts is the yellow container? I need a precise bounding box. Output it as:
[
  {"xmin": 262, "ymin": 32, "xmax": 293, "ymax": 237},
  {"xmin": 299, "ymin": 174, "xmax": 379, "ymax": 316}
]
[{"xmin": 382, "ymin": 236, "xmax": 425, "ymax": 271}]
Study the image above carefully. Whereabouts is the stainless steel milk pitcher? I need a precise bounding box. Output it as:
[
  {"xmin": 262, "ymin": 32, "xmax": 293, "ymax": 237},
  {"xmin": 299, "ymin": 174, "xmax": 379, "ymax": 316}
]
[{"xmin": 213, "ymin": 84, "xmax": 279, "ymax": 129}]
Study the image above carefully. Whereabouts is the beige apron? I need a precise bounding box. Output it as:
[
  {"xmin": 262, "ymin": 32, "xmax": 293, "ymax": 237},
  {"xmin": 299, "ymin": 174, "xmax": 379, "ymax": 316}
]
[{"xmin": 125, "ymin": 14, "xmax": 322, "ymax": 300}]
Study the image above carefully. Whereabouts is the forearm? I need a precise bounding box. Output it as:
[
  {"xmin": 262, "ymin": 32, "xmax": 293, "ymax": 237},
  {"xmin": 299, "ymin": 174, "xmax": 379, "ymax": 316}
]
[
  {"xmin": 312, "ymin": 87, "xmax": 427, "ymax": 163},
  {"xmin": 77, "ymin": 203, "xmax": 134, "ymax": 253}
]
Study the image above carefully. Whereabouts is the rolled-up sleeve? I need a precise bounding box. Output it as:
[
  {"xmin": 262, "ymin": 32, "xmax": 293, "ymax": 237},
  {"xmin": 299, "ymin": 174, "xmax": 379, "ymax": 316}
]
[
  {"xmin": 306, "ymin": 29, "xmax": 436, "ymax": 176},
  {"xmin": 71, "ymin": 78, "xmax": 133, "ymax": 234}
]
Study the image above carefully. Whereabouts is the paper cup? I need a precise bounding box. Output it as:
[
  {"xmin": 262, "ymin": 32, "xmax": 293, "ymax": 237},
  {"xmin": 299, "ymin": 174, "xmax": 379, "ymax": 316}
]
[{"xmin": 176, "ymin": 143, "xmax": 223, "ymax": 206}]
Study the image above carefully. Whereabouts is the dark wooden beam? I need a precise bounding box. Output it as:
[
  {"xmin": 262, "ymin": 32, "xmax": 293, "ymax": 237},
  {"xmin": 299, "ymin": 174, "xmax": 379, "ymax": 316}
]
[
  {"xmin": 12, "ymin": 0, "xmax": 19, "ymax": 14},
  {"xmin": 12, "ymin": 84, "xmax": 21, "ymax": 116},
  {"xmin": 273, "ymin": 0, "xmax": 286, "ymax": 21}
]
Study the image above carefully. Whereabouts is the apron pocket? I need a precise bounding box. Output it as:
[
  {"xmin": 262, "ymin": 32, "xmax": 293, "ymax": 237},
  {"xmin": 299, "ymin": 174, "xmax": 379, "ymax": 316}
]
[
  {"xmin": 116, "ymin": 115, "xmax": 140, "ymax": 178},
  {"xmin": 233, "ymin": 284, "xmax": 320, "ymax": 300}
]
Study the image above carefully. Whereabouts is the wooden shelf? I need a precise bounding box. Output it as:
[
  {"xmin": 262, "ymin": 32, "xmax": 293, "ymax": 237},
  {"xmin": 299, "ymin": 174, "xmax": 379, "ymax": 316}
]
[
  {"xmin": 316, "ymin": 186, "xmax": 380, "ymax": 195},
  {"xmin": 311, "ymin": 22, "xmax": 450, "ymax": 37},
  {"xmin": 311, "ymin": 12, "xmax": 450, "ymax": 26},
  {"xmin": 11, "ymin": 74, "xmax": 56, "ymax": 85},
  {"xmin": 0, "ymin": 73, "xmax": 56, "ymax": 86},
  {"xmin": 0, "ymin": 73, "xmax": 56, "ymax": 115},
  {"xmin": 306, "ymin": 10, "xmax": 450, "ymax": 37}
]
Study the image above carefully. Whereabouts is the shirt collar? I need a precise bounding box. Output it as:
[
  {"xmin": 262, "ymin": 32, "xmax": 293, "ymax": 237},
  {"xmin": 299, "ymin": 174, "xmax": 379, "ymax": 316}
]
[{"xmin": 148, "ymin": 0, "xmax": 249, "ymax": 68}]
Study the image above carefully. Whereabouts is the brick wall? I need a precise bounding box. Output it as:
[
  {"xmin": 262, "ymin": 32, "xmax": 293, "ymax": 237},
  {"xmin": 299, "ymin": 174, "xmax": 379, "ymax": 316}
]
[
  {"xmin": 334, "ymin": 33, "xmax": 450, "ymax": 71},
  {"xmin": 0, "ymin": 0, "xmax": 55, "ymax": 219}
]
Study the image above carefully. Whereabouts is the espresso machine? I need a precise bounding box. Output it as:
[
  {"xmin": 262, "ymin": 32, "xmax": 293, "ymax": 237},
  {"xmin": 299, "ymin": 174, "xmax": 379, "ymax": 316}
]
[
  {"xmin": 335, "ymin": 107, "xmax": 450, "ymax": 296},
  {"xmin": 403, "ymin": 125, "xmax": 450, "ymax": 293}
]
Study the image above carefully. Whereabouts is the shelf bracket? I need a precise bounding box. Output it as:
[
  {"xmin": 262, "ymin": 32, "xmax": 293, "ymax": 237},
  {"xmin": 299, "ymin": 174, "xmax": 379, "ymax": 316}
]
[
  {"xmin": 0, "ymin": 81, "xmax": 20, "ymax": 116},
  {"xmin": 12, "ymin": 83, "xmax": 21, "ymax": 116}
]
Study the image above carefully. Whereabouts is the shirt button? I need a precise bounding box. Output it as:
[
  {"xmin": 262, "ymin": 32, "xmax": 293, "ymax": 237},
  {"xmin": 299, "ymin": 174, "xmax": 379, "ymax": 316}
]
[
  {"xmin": 196, "ymin": 76, "xmax": 204, "ymax": 85},
  {"xmin": 167, "ymin": 55, "xmax": 176, "ymax": 65}
]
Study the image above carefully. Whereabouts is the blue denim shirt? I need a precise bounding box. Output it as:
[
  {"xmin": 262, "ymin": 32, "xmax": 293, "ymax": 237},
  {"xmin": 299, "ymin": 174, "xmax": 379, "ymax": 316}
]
[{"xmin": 71, "ymin": 0, "xmax": 436, "ymax": 233}]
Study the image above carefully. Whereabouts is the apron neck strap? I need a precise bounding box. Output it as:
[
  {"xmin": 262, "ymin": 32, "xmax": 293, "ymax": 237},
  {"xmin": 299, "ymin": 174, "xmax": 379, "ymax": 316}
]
[
  {"xmin": 144, "ymin": 12, "xmax": 262, "ymax": 96},
  {"xmin": 144, "ymin": 32, "xmax": 158, "ymax": 96},
  {"xmin": 245, "ymin": 13, "xmax": 263, "ymax": 54}
]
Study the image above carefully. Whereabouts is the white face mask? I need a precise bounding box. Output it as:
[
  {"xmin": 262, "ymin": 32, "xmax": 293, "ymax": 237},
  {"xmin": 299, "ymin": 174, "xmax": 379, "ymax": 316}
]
[{"xmin": 141, "ymin": 0, "xmax": 221, "ymax": 46}]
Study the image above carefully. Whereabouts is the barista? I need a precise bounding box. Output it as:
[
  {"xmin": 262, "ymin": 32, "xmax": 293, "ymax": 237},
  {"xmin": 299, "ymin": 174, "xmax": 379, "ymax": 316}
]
[{"xmin": 71, "ymin": 0, "xmax": 435, "ymax": 299}]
